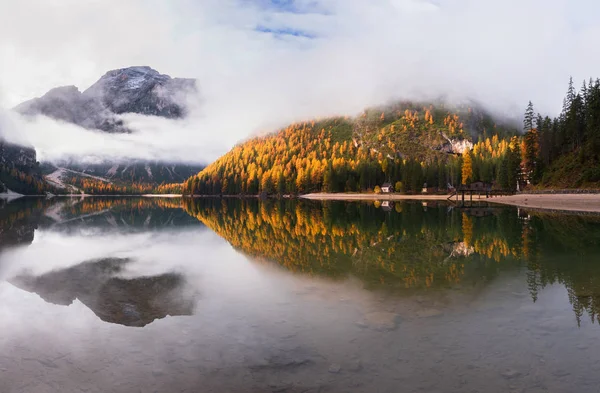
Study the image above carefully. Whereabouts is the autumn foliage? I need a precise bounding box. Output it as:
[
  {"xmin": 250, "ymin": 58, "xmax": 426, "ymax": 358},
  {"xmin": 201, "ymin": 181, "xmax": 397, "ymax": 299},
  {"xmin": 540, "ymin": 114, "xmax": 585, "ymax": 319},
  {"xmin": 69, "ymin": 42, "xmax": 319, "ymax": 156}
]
[{"xmin": 182, "ymin": 102, "xmax": 519, "ymax": 195}]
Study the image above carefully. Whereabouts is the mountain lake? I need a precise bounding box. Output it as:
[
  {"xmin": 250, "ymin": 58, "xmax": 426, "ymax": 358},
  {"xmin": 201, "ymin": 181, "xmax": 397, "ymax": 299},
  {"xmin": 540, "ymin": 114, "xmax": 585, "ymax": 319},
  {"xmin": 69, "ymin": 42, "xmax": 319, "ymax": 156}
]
[{"xmin": 1, "ymin": 197, "xmax": 600, "ymax": 393}]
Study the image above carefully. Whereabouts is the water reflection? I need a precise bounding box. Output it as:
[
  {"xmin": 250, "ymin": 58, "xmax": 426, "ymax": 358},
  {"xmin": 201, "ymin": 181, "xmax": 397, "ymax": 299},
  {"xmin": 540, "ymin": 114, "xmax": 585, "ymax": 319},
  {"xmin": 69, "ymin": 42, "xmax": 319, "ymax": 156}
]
[
  {"xmin": 0, "ymin": 197, "xmax": 201, "ymax": 327},
  {"xmin": 1, "ymin": 197, "xmax": 600, "ymax": 392},
  {"xmin": 0, "ymin": 197, "xmax": 45, "ymax": 248},
  {"xmin": 184, "ymin": 198, "xmax": 600, "ymax": 325},
  {"xmin": 2, "ymin": 197, "xmax": 600, "ymax": 327},
  {"xmin": 11, "ymin": 257, "xmax": 194, "ymax": 327}
]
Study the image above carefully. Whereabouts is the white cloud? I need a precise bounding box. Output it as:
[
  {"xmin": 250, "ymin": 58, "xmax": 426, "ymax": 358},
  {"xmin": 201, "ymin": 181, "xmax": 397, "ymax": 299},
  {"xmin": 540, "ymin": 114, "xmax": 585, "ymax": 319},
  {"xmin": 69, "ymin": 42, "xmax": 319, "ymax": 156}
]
[{"xmin": 1, "ymin": 0, "xmax": 600, "ymax": 163}]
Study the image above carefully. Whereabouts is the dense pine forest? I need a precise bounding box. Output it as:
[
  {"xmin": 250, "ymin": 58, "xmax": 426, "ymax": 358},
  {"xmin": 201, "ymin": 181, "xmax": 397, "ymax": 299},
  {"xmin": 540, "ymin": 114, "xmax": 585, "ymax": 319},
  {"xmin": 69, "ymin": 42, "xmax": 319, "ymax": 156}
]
[
  {"xmin": 528, "ymin": 77, "xmax": 600, "ymax": 187},
  {"xmin": 181, "ymin": 77, "xmax": 600, "ymax": 196}
]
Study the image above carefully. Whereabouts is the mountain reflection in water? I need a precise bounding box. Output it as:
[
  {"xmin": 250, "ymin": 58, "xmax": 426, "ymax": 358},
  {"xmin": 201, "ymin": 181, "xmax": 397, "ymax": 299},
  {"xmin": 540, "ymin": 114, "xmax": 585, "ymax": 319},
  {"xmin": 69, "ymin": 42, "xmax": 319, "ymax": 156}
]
[
  {"xmin": 1, "ymin": 197, "xmax": 600, "ymax": 327},
  {"xmin": 11, "ymin": 258, "xmax": 194, "ymax": 327},
  {"xmin": 1, "ymin": 197, "xmax": 600, "ymax": 393},
  {"xmin": 0, "ymin": 197, "xmax": 201, "ymax": 327}
]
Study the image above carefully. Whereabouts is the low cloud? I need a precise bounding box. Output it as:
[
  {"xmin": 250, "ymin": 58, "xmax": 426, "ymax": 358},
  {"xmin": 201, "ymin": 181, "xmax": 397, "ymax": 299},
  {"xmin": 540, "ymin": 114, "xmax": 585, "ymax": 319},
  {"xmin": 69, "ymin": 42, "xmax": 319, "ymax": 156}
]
[
  {"xmin": 2, "ymin": 0, "xmax": 600, "ymax": 163},
  {"xmin": 0, "ymin": 93, "xmax": 220, "ymax": 164}
]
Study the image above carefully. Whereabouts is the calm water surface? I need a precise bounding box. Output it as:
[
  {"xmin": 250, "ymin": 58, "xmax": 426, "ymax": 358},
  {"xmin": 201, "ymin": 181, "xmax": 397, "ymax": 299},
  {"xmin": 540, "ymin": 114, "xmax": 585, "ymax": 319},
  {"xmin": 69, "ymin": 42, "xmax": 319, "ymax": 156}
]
[{"xmin": 1, "ymin": 197, "xmax": 600, "ymax": 393}]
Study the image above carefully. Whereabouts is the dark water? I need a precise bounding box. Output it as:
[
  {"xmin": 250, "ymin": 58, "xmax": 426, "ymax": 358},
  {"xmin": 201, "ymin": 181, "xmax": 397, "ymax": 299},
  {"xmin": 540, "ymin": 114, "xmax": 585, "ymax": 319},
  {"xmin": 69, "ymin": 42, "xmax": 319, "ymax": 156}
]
[{"xmin": 1, "ymin": 197, "xmax": 600, "ymax": 393}]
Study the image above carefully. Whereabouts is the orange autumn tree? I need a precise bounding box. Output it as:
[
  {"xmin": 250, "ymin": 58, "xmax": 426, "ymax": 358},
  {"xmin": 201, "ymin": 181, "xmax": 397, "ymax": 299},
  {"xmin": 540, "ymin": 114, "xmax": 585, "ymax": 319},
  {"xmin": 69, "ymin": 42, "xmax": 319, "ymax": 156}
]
[{"xmin": 461, "ymin": 150, "xmax": 473, "ymax": 185}]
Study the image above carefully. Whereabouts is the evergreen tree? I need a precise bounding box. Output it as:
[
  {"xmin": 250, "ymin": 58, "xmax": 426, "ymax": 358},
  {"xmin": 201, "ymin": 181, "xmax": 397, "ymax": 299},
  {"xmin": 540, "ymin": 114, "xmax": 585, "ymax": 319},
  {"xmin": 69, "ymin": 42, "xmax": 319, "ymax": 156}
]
[
  {"xmin": 524, "ymin": 101, "xmax": 535, "ymax": 132},
  {"xmin": 506, "ymin": 142, "xmax": 522, "ymax": 191},
  {"xmin": 562, "ymin": 76, "xmax": 576, "ymax": 118},
  {"xmin": 523, "ymin": 129, "xmax": 539, "ymax": 184},
  {"xmin": 497, "ymin": 157, "xmax": 508, "ymax": 190}
]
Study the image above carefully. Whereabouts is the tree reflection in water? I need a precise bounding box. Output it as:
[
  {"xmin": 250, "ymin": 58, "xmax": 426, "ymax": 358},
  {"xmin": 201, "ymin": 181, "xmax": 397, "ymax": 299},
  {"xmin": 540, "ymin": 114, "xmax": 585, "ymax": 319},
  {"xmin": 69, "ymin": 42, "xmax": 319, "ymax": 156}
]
[
  {"xmin": 1, "ymin": 196, "xmax": 600, "ymax": 327},
  {"xmin": 184, "ymin": 198, "xmax": 600, "ymax": 326}
]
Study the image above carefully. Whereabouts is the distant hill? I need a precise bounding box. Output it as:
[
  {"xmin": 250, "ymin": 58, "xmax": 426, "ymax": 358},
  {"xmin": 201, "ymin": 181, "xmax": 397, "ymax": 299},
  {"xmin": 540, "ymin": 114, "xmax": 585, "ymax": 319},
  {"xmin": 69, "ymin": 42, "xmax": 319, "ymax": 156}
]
[
  {"xmin": 183, "ymin": 100, "xmax": 519, "ymax": 195},
  {"xmin": 42, "ymin": 160, "xmax": 202, "ymax": 192}
]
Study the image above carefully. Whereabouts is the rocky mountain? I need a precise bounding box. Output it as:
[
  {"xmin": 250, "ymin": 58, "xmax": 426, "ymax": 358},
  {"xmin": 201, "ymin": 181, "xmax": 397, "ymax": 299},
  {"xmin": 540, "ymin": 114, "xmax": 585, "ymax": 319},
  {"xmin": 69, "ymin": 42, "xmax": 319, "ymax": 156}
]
[
  {"xmin": 11, "ymin": 66, "xmax": 202, "ymax": 189},
  {"xmin": 16, "ymin": 66, "xmax": 196, "ymax": 132}
]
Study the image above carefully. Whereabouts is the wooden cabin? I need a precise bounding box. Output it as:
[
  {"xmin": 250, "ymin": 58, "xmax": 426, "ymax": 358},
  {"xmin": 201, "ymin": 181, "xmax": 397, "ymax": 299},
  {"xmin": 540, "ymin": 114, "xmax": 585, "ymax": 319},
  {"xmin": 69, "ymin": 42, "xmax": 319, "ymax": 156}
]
[
  {"xmin": 381, "ymin": 183, "xmax": 394, "ymax": 193},
  {"xmin": 458, "ymin": 182, "xmax": 493, "ymax": 192}
]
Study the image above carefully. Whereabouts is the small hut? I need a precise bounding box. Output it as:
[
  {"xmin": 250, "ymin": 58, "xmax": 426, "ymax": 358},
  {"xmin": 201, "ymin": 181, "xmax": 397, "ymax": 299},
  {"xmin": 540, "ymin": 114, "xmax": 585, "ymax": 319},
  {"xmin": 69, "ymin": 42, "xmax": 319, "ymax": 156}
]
[{"xmin": 381, "ymin": 183, "xmax": 394, "ymax": 193}]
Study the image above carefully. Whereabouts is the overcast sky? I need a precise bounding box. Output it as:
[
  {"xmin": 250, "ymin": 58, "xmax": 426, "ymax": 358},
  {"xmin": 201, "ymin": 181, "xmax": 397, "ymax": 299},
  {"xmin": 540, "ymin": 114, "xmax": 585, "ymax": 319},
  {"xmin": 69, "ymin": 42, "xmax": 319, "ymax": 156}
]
[{"xmin": 1, "ymin": 0, "xmax": 600, "ymax": 164}]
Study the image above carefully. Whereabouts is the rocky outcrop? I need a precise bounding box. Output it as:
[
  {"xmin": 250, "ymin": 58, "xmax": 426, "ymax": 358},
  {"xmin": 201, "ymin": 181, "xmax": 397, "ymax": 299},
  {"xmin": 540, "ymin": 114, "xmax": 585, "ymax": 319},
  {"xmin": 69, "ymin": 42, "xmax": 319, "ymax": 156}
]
[
  {"xmin": 84, "ymin": 66, "xmax": 196, "ymax": 118},
  {"xmin": 0, "ymin": 139, "xmax": 47, "ymax": 194},
  {"xmin": 0, "ymin": 140, "xmax": 37, "ymax": 169},
  {"xmin": 436, "ymin": 132, "xmax": 473, "ymax": 155}
]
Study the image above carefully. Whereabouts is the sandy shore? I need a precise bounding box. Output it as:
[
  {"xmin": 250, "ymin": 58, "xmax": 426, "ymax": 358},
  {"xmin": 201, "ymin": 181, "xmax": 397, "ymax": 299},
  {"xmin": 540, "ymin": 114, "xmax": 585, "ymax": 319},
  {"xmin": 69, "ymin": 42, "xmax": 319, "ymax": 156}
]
[
  {"xmin": 301, "ymin": 193, "xmax": 600, "ymax": 213},
  {"xmin": 488, "ymin": 194, "xmax": 600, "ymax": 213}
]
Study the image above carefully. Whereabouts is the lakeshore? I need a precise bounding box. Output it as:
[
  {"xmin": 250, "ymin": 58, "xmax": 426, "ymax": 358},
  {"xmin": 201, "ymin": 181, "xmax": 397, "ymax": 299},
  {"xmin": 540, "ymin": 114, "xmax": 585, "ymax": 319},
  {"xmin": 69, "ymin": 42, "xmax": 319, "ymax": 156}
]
[
  {"xmin": 4, "ymin": 192, "xmax": 600, "ymax": 213},
  {"xmin": 301, "ymin": 192, "xmax": 600, "ymax": 213}
]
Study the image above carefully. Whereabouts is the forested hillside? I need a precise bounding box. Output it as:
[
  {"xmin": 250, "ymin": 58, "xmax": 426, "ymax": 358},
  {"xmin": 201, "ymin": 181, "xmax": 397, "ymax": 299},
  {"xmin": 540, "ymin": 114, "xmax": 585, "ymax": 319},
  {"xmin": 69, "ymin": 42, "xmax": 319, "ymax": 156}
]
[
  {"xmin": 183, "ymin": 101, "xmax": 520, "ymax": 195},
  {"xmin": 182, "ymin": 77, "xmax": 600, "ymax": 195},
  {"xmin": 525, "ymin": 77, "xmax": 600, "ymax": 187}
]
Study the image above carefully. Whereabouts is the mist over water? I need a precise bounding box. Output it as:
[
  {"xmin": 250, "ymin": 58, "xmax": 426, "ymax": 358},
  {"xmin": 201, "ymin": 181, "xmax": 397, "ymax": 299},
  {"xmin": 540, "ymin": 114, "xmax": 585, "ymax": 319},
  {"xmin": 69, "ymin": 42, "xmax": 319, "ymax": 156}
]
[{"xmin": 1, "ymin": 197, "xmax": 600, "ymax": 392}]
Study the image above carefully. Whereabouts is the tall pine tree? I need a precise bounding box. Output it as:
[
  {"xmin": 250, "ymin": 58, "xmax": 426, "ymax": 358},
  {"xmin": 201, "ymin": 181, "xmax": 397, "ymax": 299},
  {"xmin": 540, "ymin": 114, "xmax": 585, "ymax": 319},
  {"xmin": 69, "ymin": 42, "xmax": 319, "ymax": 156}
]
[{"xmin": 524, "ymin": 101, "xmax": 535, "ymax": 132}]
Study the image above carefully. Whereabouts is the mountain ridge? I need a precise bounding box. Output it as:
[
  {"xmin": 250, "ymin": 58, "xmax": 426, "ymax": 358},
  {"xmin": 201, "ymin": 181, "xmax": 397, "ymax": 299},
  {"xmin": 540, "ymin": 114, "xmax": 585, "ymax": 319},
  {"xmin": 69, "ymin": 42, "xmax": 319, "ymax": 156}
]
[{"xmin": 16, "ymin": 66, "xmax": 197, "ymax": 132}]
